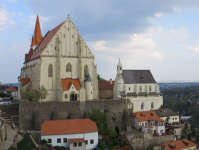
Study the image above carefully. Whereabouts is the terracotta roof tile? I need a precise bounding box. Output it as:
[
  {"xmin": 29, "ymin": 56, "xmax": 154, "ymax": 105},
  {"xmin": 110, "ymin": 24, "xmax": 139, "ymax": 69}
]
[
  {"xmin": 27, "ymin": 22, "xmax": 64, "ymax": 62},
  {"xmin": 98, "ymin": 80, "xmax": 115, "ymax": 90},
  {"xmin": 41, "ymin": 118, "xmax": 98, "ymax": 136},
  {"xmin": 5, "ymin": 85, "xmax": 17, "ymax": 92},
  {"xmin": 32, "ymin": 15, "xmax": 43, "ymax": 46},
  {"xmin": 69, "ymin": 138, "xmax": 85, "ymax": 143},
  {"xmin": 21, "ymin": 78, "xmax": 30, "ymax": 87},
  {"xmin": 131, "ymin": 110, "xmax": 165, "ymax": 122},
  {"xmin": 159, "ymin": 139, "xmax": 197, "ymax": 150},
  {"xmin": 61, "ymin": 79, "xmax": 81, "ymax": 91}
]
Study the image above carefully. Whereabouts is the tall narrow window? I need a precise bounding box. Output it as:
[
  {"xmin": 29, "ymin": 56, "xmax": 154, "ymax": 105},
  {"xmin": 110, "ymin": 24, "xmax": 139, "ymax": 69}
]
[
  {"xmin": 84, "ymin": 65, "xmax": 88, "ymax": 77},
  {"xmin": 149, "ymin": 85, "xmax": 152, "ymax": 91},
  {"xmin": 140, "ymin": 86, "xmax": 142, "ymax": 92},
  {"xmin": 55, "ymin": 47, "xmax": 56, "ymax": 50},
  {"xmin": 63, "ymin": 34, "xmax": 65, "ymax": 38},
  {"xmin": 72, "ymin": 35, "xmax": 73, "ymax": 38},
  {"xmin": 129, "ymin": 87, "xmax": 130, "ymax": 91},
  {"xmin": 68, "ymin": 28, "xmax": 69, "ymax": 31},
  {"xmin": 151, "ymin": 102, "xmax": 154, "ymax": 109},
  {"xmin": 66, "ymin": 63, "xmax": 72, "ymax": 72},
  {"xmin": 141, "ymin": 102, "xmax": 144, "ymax": 109},
  {"xmin": 48, "ymin": 64, "xmax": 52, "ymax": 77}
]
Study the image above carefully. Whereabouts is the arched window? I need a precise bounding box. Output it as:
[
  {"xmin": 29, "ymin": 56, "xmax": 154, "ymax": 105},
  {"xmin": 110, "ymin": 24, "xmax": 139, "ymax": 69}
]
[
  {"xmin": 151, "ymin": 102, "xmax": 154, "ymax": 109},
  {"xmin": 84, "ymin": 65, "xmax": 88, "ymax": 77},
  {"xmin": 48, "ymin": 64, "xmax": 53, "ymax": 77},
  {"xmin": 120, "ymin": 67, "xmax": 122, "ymax": 70},
  {"xmin": 65, "ymin": 94, "xmax": 68, "ymax": 99},
  {"xmin": 140, "ymin": 86, "xmax": 142, "ymax": 92},
  {"xmin": 149, "ymin": 85, "xmax": 152, "ymax": 91},
  {"xmin": 66, "ymin": 63, "xmax": 72, "ymax": 72},
  {"xmin": 141, "ymin": 102, "xmax": 144, "ymax": 109}
]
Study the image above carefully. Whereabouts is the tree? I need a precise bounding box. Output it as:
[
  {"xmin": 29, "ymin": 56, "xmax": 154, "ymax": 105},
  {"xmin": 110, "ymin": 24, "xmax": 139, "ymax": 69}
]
[
  {"xmin": 115, "ymin": 126, "xmax": 120, "ymax": 137},
  {"xmin": 21, "ymin": 89, "xmax": 40, "ymax": 102},
  {"xmin": 109, "ymin": 130, "xmax": 117, "ymax": 138},
  {"xmin": 88, "ymin": 108, "xmax": 107, "ymax": 135},
  {"xmin": 97, "ymin": 74, "xmax": 104, "ymax": 81},
  {"xmin": 188, "ymin": 133, "xmax": 191, "ymax": 140},
  {"xmin": 38, "ymin": 85, "xmax": 48, "ymax": 102},
  {"xmin": 6, "ymin": 91, "xmax": 12, "ymax": 97}
]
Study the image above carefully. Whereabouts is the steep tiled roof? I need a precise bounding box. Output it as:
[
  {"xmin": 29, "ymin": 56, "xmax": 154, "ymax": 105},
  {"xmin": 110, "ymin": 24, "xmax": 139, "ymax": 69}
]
[
  {"xmin": 41, "ymin": 118, "xmax": 98, "ymax": 136},
  {"xmin": 69, "ymin": 138, "xmax": 85, "ymax": 143},
  {"xmin": 21, "ymin": 78, "xmax": 30, "ymax": 86},
  {"xmin": 154, "ymin": 108, "xmax": 178, "ymax": 118},
  {"xmin": 31, "ymin": 15, "xmax": 43, "ymax": 46},
  {"xmin": 5, "ymin": 85, "xmax": 17, "ymax": 92},
  {"xmin": 98, "ymin": 80, "xmax": 115, "ymax": 90},
  {"xmin": 27, "ymin": 21, "xmax": 64, "ymax": 62},
  {"xmin": 25, "ymin": 48, "xmax": 33, "ymax": 59},
  {"xmin": 159, "ymin": 139, "xmax": 197, "ymax": 150},
  {"xmin": 122, "ymin": 70, "xmax": 156, "ymax": 84},
  {"xmin": 131, "ymin": 110, "xmax": 164, "ymax": 122},
  {"xmin": 61, "ymin": 79, "xmax": 81, "ymax": 91}
]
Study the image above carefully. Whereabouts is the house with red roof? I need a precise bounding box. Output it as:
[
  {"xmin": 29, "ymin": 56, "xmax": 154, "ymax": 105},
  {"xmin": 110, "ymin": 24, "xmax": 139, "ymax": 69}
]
[
  {"xmin": 131, "ymin": 110, "xmax": 166, "ymax": 135},
  {"xmin": 41, "ymin": 118, "xmax": 98, "ymax": 150},
  {"xmin": 5, "ymin": 85, "xmax": 17, "ymax": 100},
  {"xmin": 158, "ymin": 139, "xmax": 197, "ymax": 150},
  {"xmin": 98, "ymin": 79, "xmax": 115, "ymax": 99},
  {"xmin": 18, "ymin": 15, "xmax": 99, "ymax": 101}
]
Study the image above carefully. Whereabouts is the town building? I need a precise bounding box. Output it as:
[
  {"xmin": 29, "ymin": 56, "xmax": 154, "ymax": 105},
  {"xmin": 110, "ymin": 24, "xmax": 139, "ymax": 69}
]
[
  {"xmin": 113, "ymin": 59, "xmax": 163, "ymax": 112},
  {"xmin": 158, "ymin": 139, "xmax": 197, "ymax": 150},
  {"xmin": 98, "ymin": 79, "xmax": 115, "ymax": 99},
  {"xmin": 131, "ymin": 110, "xmax": 165, "ymax": 134},
  {"xmin": 153, "ymin": 108, "xmax": 179, "ymax": 124},
  {"xmin": 5, "ymin": 85, "xmax": 18, "ymax": 100},
  {"xmin": 41, "ymin": 118, "xmax": 98, "ymax": 149},
  {"xmin": 18, "ymin": 15, "xmax": 98, "ymax": 101}
]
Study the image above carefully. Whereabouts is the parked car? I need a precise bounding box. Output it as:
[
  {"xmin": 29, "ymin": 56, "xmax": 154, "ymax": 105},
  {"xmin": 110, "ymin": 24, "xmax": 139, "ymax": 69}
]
[{"xmin": 0, "ymin": 97, "xmax": 3, "ymax": 101}]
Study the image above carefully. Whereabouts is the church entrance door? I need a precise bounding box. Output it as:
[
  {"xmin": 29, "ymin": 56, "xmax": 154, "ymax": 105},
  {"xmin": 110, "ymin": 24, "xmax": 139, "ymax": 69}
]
[
  {"xmin": 74, "ymin": 94, "xmax": 77, "ymax": 101},
  {"xmin": 70, "ymin": 94, "xmax": 75, "ymax": 101}
]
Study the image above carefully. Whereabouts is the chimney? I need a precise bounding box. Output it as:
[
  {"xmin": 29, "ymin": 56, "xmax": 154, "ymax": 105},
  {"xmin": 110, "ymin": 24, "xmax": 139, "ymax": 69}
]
[{"xmin": 110, "ymin": 78, "xmax": 112, "ymax": 84}]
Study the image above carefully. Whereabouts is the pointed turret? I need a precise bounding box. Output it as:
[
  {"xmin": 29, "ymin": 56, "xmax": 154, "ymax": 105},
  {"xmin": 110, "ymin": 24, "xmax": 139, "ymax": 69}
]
[
  {"xmin": 31, "ymin": 15, "xmax": 43, "ymax": 50},
  {"xmin": 117, "ymin": 58, "xmax": 123, "ymax": 75}
]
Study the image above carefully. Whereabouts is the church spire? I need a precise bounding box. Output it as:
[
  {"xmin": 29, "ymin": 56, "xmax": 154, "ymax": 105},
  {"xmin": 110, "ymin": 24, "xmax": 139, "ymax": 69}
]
[{"xmin": 31, "ymin": 15, "xmax": 43, "ymax": 48}]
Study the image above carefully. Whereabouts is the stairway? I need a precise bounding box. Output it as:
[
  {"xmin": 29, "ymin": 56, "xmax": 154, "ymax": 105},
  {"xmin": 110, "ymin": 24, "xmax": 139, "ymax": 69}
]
[{"xmin": 2, "ymin": 116, "xmax": 12, "ymax": 124}]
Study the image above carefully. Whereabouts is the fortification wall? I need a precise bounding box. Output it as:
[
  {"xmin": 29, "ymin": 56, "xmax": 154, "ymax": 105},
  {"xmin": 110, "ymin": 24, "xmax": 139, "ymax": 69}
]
[
  {"xmin": 0, "ymin": 104, "xmax": 19, "ymax": 116},
  {"xmin": 18, "ymin": 99, "xmax": 131, "ymax": 131}
]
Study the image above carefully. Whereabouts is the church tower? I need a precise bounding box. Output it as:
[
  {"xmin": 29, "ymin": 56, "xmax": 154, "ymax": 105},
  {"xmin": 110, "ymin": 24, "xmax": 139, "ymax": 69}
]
[
  {"xmin": 31, "ymin": 15, "xmax": 43, "ymax": 50},
  {"xmin": 117, "ymin": 58, "xmax": 123, "ymax": 75}
]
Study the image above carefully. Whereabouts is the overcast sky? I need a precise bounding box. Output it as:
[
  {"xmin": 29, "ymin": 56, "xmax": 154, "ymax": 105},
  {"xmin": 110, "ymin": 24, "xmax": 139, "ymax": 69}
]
[{"xmin": 1, "ymin": 0, "xmax": 199, "ymax": 83}]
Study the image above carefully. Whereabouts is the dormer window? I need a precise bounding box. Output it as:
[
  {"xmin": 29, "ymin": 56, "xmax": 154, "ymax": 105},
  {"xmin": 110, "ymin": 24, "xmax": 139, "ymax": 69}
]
[
  {"xmin": 150, "ymin": 113, "xmax": 154, "ymax": 116},
  {"xmin": 35, "ymin": 50, "xmax": 37, "ymax": 53},
  {"xmin": 54, "ymin": 30, "xmax": 56, "ymax": 33},
  {"xmin": 38, "ymin": 49, "xmax": 40, "ymax": 52},
  {"xmin": 47, "ymin": 35, "xmax": 49, "ymax": 37},
  {"xmin": 41, "ymin": 47, "xmax": 43, "ymax": 50}
]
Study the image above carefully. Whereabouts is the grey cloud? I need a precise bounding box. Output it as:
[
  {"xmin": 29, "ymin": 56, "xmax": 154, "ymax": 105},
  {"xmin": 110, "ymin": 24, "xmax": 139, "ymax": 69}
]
[{"xmin": 19, "ymin": 0, "xmax": 199, "ymax": 42}]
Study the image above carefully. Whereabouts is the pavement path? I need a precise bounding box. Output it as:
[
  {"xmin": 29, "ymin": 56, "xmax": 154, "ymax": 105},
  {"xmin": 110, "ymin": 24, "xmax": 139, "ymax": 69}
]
[{"xmin": 3, "ymin": 124, "xmax": 23, "ymax": 150}]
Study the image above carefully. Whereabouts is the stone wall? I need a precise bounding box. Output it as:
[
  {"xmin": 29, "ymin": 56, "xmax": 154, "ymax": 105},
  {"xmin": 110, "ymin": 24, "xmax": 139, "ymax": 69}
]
[
  {"xmin": 18, "ymin": 99, "xmax": 131, "ymax": 131},
  {"xmin": 0, "ymin": 104, "xmax": 19, "ymax": 116},
  {"xmin": 128, "ymin": 133, "xmax": 174, "ymax": 149}
]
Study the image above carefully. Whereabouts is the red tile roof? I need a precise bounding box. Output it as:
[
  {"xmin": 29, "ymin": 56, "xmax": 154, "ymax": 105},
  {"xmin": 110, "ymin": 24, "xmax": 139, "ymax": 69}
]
[
  {"xmin": 98, "ymin": 80, "xmax": 115, "ymax": 90},
  {"xmin": 61, "ymin": 79, "xmax": 81, "ymax": 91},
  {"xmin": 5, "ymin": 85, "xmax": 17, "ymax": 92},
  {"xmin": 41, "ymin": 118, "xmax": 98, "ymax": 136},
  {"xmin": 69, "ymin": 138, "xmax": 85, "ymax": 143},
  {"xmin": 131, "ymin": 110, "xmax": 165, "ymax": 122},
  {"xmin": 31, "ymin": 15, "xmax": 43, "ymax": 46},
  {"xmin": 159, "ymin": 139, "xmax": 197, "ymax": 150},
  {"xmin": 27, "ymin": 21, "xmax": 64, "ymax": 62},
  {"xmin": 21, "ymin": 78, "xmax": 30, "ymax": 86},
  {"xmin": 25, "ymin": 48, "xmax": 33, "ymax": 59}
]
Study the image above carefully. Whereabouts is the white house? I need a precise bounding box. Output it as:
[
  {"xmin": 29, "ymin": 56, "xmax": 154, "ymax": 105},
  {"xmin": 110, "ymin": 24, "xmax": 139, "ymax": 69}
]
[
  {"xmin": 113, "ymin": 59, "xmax": 163, "ymax": 113},
  {"xmin": 41, "ymin": 118, "xmax": 98, "ymax": 150},
  {"xmin": 131, "ymin": 110, "xmax": 165, "ymax": 135}
]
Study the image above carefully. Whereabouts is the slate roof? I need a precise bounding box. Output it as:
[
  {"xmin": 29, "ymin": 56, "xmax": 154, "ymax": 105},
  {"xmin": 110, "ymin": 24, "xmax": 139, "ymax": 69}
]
[
  {"xmin": 84, "ymin": 74, "xmax": 92, "ymax": 82},
  {"xmin": 153, "ymin": 108, "xmax": 178, "ymax": 117},
  {"xmin": 98, "ymin": 80, "xmax": 115, "ymax": 90},
  {"xmin": 122, "ymin": 70, "xmax": 156, "ymax": 84},
  {"xmin": 41, "ymin": 118, "xmax": 98, "ymax": 135},
  {"xmin": 159, "ymin": 139, "xmax": 197, "ymax": 150}
]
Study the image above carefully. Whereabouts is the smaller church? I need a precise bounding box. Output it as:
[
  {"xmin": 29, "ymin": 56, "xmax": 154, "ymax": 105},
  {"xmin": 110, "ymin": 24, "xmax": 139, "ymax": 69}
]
[{"xmin": 113, "ymin": 59, "xmax": 163, "ymax": 113}]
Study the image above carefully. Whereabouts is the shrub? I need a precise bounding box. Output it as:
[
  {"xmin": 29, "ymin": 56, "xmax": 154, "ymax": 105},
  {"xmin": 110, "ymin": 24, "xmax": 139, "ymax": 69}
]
[
  {"xmin": 40, "ymin": 139, "xmax": 47, "ymax": 146},
  {"xmin": 98, "ymin": 142, "xmax": 106, "ymax": 149},
  {"xmin": 113, "ymin": 141, "xmax": 119, "ymax": 146},
  {"xmin": 109, "ymin": 130, "xmax": 117, "ymax": 138},
  {"xmin": 17, "ymin": 133, "xmax": 36, "ymax": 150},
  {"xmin": 180, "ymin": 119, "xmax": 185, "ymax": 124},
  {"xmin": 53, "ymin": 146, "xmax": 67, "ymax": 150},
  {"xmin": 0, "ymin": 92, "xmax": 9, "ymax": 98}
]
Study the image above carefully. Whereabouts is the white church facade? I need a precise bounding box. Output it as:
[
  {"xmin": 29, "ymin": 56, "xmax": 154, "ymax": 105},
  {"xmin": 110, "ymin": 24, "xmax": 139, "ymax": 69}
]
[
  {"xmin": 113, "ymin": 59, "xmax": 163, "ymax": 113},
  {"xmin": 18, "ymin": 15, "xmax": 98, "ymax": 101}
]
